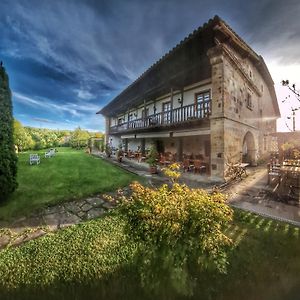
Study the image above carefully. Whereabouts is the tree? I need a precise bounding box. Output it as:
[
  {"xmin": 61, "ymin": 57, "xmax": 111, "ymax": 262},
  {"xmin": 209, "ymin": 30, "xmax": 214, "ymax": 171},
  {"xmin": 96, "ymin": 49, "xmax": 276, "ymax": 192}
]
[
  {"xmin": 13, "ymin": 120, "xmax": 35, "ymax": 151},
  {"xmin": 0, "ymin": 65, "xmax": 17, "ymax": 201},
  {"xmin": 281, "ymin": 80, "xmax": 300, "ymax": 132},
  {"xmin": 70, "ymin": 127, "xmax": 90, "ymax": 148}
]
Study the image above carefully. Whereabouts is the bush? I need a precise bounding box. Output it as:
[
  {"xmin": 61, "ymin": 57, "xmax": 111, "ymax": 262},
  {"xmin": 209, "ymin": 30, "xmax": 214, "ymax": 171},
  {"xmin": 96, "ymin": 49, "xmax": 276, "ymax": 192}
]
[
  {"xmin": 115, "ymin": 180, "xmax": 233, "ymax": 294},
  {"xmin": 0, "ymin": 66, "xmax": 17, "ymax": 201},
  {"xmin": 146, "ymin": 144, "xmax": 158, "ymax": 167}
]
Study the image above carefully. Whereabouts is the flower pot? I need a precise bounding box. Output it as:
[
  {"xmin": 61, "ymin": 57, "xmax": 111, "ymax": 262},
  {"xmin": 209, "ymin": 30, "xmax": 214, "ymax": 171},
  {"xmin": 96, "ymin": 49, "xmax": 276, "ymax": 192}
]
[{"xmin": 150, "ymin": 166, "xmax": 157, "ymax": 174}]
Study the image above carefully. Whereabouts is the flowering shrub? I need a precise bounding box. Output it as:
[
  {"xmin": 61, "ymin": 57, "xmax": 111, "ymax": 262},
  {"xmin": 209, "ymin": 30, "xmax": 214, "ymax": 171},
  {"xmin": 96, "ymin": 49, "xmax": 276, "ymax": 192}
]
[
  {"xmin": 115, "ymin": 181, "xmax": 233, "ymax": 294},
  {"xmin": 162, "ymin": 163, "xmax": 181, "ymax": 183}
]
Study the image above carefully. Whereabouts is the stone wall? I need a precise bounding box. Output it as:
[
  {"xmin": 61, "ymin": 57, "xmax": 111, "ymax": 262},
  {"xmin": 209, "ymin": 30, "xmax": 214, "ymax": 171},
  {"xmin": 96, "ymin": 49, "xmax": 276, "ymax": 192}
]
[{"xmin": 208, "ymin": 42, "xmax": 277, "ymax": 179}]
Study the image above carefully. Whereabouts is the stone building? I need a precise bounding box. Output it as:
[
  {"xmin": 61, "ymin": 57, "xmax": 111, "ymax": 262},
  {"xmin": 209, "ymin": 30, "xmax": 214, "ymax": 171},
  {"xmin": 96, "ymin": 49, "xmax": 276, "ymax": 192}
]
[{"xmin": 97, "ymin": 16, "xmax": 280, "ymax": 180}]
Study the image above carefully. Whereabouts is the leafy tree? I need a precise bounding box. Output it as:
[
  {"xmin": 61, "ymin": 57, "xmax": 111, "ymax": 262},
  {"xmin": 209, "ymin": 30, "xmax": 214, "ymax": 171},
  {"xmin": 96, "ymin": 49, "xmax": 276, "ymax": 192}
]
[
  {"xmin": 13, "ymin": 120, "xmax": 35, "ymax": 151},
  {"xmin": 70, "ymin": 127, "xmax": 90, "ymax": 148},
  {"xmin": 0, "ymin": 65, "xmax": 17, "ymax": 201}
]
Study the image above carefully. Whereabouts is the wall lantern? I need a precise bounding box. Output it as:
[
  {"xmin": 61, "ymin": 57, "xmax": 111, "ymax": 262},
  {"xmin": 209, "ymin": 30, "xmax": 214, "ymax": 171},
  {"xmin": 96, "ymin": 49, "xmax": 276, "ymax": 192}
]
[{"xmin": 178, "ymin": 97, "xmax": 182, "ymax": 104}]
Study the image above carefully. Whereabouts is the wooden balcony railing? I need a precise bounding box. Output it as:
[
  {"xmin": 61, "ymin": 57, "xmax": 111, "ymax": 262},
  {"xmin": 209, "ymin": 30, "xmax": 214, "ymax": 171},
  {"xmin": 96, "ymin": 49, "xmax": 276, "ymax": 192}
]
[{"xmin": 109, "ymin": 103, "xmax": 210, "ymax": 134}]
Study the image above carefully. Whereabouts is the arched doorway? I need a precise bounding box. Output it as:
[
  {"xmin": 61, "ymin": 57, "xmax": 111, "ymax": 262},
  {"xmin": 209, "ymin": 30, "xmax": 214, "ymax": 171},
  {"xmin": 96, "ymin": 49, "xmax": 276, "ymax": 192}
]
[{"xmin": 242, "ymin": 131, "xmax": 256, "ymax": 165}]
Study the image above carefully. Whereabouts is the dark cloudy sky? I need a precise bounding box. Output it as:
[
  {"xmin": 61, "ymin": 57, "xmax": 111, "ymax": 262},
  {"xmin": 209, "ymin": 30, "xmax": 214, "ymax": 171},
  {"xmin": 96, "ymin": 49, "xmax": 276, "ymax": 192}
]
[{"xmin": 0, "ymin": 0, "xmax": 299, "ymax": 131}]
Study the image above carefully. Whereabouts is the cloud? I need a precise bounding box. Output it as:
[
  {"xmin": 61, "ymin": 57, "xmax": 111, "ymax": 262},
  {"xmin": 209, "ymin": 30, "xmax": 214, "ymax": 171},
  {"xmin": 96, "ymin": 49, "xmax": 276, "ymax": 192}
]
[
  {"xmin": 74, "ymin": 88, "xmax": 94, "ymax": 100},
  {"xmin": 13, "ymin": 91, "xmax": 99, "ymax": 117},
  {"xmin": 32, "ymin": 117, "xmax": 57, "ymax": 124}
]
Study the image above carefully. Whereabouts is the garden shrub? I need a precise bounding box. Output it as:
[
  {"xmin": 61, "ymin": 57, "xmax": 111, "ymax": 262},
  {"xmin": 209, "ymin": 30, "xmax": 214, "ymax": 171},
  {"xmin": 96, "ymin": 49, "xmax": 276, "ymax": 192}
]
[
  {"xmin": 0, "ymin": 65, "xmax": 17, "ymax": 201},
  {"xmin": 115, "ymin": 176, "xmax": 233, "ymax": 294}
]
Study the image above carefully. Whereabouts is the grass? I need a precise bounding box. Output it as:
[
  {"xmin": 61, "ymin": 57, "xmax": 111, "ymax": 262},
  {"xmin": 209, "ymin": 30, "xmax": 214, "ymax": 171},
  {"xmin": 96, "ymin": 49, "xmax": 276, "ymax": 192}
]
[
  {"xmin": 0, "ymin": 210, "xmax": 299, "ymax": 300},
  {"xmin": 0, "ymin": 147, "xmax": 138, "ymax": 220}
]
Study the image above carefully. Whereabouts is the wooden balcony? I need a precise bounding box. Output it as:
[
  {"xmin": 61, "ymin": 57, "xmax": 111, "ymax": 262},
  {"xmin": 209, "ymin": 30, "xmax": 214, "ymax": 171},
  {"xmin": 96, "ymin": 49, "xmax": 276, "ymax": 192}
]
[{"xmin": 109, "ymin": 103, "xmax": 210, "ymax": 134}]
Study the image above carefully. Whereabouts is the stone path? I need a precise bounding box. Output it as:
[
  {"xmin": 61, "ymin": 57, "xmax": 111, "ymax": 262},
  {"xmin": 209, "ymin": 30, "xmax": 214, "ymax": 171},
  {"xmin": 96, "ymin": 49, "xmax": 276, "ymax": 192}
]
[{"xmin": 0, "ymin": 192, "xmax": 119, "ymax": 250}]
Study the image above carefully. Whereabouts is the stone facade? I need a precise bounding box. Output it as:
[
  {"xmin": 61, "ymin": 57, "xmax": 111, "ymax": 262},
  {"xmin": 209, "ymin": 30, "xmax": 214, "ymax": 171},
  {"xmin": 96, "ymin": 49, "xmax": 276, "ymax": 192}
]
[{"xmin": 98, "ymin": 16, "xmax": 280, "ymax": 181}]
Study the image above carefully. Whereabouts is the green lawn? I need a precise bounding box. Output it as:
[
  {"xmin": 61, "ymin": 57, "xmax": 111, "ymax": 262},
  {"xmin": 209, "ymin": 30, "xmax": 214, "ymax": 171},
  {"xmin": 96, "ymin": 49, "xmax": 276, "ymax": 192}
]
[
  {"xmin": 0, "ymin": 210, "xmax": 299, "ymax": 300},
  {"xmin": 0, "ymin": 147, "xmax": 138, "ymax": 220}
]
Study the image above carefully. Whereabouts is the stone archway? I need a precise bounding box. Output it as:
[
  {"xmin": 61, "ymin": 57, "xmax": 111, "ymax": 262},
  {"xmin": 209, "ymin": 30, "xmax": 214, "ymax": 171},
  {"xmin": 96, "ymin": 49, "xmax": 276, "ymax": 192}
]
[{"xmin": 242, "ymin": 131, "xmax": 256, "ymax": 165}]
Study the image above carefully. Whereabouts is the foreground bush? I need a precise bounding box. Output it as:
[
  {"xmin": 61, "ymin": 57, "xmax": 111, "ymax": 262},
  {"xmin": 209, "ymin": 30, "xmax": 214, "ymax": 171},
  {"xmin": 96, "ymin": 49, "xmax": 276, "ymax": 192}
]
[
  {"xmin": 0, "ymin": 216, "xmax": 136, "ymax": 291},
  {"xmin": 115, "ymin": 181, "xmax": 233, "ymax": 294},
  {"xmin": 0, "ymin": 65, "xmax": 17, "ymax": 201}
]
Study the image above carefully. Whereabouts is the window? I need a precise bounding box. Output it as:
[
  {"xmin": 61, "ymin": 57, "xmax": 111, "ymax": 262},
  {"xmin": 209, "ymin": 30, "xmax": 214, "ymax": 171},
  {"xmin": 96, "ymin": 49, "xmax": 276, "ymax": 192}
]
[
  {"xmin": 128, "ymin": 113, "xmax": 134, "ymax": 122},
  {"xmin": 118, "ymin": 118, "xmax": 124, "ymax": 125},
  {"xmin": 195, "ymin": 91, "xmax": 210, "ymax": 118},
  {"xmin": 162, "ymin": 102, "xmax": 171, "ymax": 124},
  {"xmin": 142, "ymin": 108, "xmax": 149, "ymax": 119},
  {"xmin": 246, "ymin": 93, "xmax": 253, "ymax": 109},
  {"xmin": 263, "ymin": 136, "xmax": 267, "ymax": 151}
]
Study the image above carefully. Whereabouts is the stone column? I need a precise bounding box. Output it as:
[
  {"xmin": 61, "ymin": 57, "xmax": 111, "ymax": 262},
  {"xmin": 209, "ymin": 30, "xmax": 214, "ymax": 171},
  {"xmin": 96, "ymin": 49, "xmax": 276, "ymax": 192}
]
[
  {"xmin": 104, "ymin": 117, "xmax": 110, "ymax": 145},
  {"xmin": 207, "ymin": 45, "xmax": 226, "ymax": 180}
]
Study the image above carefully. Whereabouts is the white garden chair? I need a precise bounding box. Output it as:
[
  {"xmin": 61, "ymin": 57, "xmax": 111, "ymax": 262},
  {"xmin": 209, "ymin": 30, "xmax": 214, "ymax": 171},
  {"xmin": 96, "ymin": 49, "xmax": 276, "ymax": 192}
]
[
  {"xmin": 45, "ymin": 148, "xmax": 56, "ymax": 158},
  {"xmin": 29, "ymin": 154, "xmax": 40, "ymax": 165}
]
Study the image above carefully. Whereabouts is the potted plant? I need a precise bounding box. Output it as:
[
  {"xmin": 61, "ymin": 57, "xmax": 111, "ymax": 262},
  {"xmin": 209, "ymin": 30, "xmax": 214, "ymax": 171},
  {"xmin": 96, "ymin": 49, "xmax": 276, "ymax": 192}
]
[
  {"xmin": 146, "ymin": 144, "xmax": 159, "ymax": 174},
  {"xmin": 117, "ymin": 143, "xmax": 123, "ymax": 162},
  {"xmin": 105, "ymin": 143, "xmax": 112, "ymax": 158}
]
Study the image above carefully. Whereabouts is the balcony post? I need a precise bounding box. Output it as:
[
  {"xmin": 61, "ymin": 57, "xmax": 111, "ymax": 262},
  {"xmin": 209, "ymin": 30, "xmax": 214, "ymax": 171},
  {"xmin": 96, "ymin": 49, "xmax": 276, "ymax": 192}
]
[
  {"xmin": 127, "ymin": 110, "xmax": 130, "ymax": 129},
  {"xmin": 143, "ymin": 99, "xmax": 147, "ymax": 126},
  {"xmin": 170, "ymin": 87, "xmax": 174, "ymax": 123},
  {"xmin": 180, "ymin": 88, "xmax": 184, "ymax": 122}
]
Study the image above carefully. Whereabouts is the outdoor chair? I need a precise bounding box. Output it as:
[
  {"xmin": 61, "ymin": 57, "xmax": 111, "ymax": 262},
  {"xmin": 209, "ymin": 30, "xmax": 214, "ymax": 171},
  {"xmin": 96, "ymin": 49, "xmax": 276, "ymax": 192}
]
[
  {"xmin": 159, "ymin": 156, "xmax": 171, "ymax": 166},
  {"xmin": 182, "ymin": 159, "xmax": 192, "ymax": 172},
  {"xmin": 45, "ymin": 148, "xmax": 56, "ymax": 158},
  {"xmin": 29, "ymin": 154, "xmax": 40, "ymax": 165},
  {"xmin": 128, "ymin": 151, "xmax": 135, "ymax": 159},
  {"xmin": 193, "ymin": 160, "xmax": 206, "ymax": 174}
]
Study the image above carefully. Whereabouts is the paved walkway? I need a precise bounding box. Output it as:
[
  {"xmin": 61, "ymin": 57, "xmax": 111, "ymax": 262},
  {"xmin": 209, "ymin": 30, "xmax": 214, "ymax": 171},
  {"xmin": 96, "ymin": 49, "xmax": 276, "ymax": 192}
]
[
  {"xmin": 0, "ymin": 192, "xmax": 119, "ymax": 250},
  {"xmin": 223, "ymin": 167, "xmax": 300, "ymax": 226},
  {"xmin": 1, "ymin": 153, "xmax": 299, "ymax": 250}
]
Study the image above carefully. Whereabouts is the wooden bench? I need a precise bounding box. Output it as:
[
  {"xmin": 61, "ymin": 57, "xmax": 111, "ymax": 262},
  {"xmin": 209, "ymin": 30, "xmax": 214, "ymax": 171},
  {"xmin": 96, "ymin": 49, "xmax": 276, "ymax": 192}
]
[{"xmin": 30, "ymin": 154, "xmax": 40, "ymax": 165}]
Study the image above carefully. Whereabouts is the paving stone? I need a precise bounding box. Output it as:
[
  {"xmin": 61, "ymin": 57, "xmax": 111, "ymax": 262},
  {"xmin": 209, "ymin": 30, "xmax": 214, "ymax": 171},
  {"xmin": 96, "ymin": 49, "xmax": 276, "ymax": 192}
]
[
  {"xmin": 42, "ymin": 213, "xmax": 61, "ymax": 230},
  {"xmin": 22, "ymin": 229, "xmax": 46, "ymax": 243},
  {"xmin": 0, "ymin": 234, "xmax": 11, "ymax": 249},
  {"xmin": 59, "ymin": 213, "xmax": 82, "ymax": 228},
  {"xmin": 76, "ymin": 200, "xmax": 88, "ymax": 208},
  {"xmin": 11, "ymin": 235, "xmax": 26, "ymax": 247},
  {"xmin": 81, "ymin": 203, "xmax": 93, "ymax": 212},
  {"xmin": 86, "ymin": 208, "xmax": 106, "ymax": 220},
  {"xmin": 64, "ymin": 202, "xmax": 81, "ymax": 214},
  {"xmin": 44, "ymin": 206, "xmax": 64, "ymax": 215},
  {"xmin": 77, "ymin": 211, "xmax": 86, "ymax": 218},
  {"xmin": 102, "ymin": 202, "xmax": 115, "ymax": 210},
  {"xmin": 86, "ymin": 197, "xmax": 105, "ymax": 207}
]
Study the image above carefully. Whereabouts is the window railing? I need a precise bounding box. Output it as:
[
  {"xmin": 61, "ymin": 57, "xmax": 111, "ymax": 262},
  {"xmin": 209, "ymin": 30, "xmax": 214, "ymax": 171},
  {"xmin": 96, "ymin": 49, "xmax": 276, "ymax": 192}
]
[{"xmin": 110, "ymin": 102, "xmax": 210, "ymax": 133}]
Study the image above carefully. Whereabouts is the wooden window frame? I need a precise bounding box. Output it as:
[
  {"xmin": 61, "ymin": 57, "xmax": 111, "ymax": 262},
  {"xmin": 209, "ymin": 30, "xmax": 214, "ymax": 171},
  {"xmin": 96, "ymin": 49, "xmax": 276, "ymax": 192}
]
[{"xmin": 194, "ymin": 90, "xmax": 211, "ymax": 118}]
